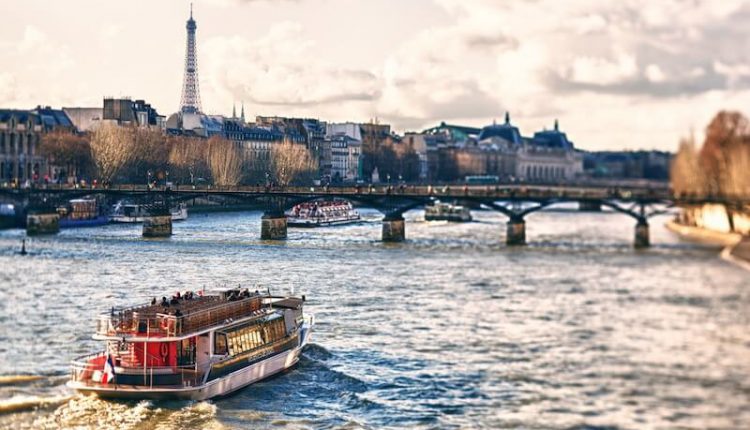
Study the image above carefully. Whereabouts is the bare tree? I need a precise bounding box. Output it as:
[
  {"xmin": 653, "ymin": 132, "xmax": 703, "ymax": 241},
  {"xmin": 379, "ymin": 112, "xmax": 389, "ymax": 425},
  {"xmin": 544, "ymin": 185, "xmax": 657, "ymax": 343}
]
[
  {"xmin": 40, "ymin": 130, "xmax": 93, "ymax": 180},
  {"xmin": 671, "ymin": 111, "xmax": 750, "ymax": 199},
  {"xmin": 89, "ymin": 124, "xmax": 135, "ymax": 183},
  {"xmin": 169, "ymin": 135, "xmax": 209, "ymax": 184},
  {"xmin": 270, "ymin": 138, "xmax": 317, "ymax": 187},
  {"xmin": 127, "ymin": 128, "xmax": 169, "ymax": 182},
  {"xmin": 670, "ymin": 134, "xmax": 706, "ymax": 196},
  {"xmin": 206, "ymin": 136, "xmax": 243, "ymax": 186},
  {"xmin": 724, "ymin": 143, "xmax": 750, "ymax": 198}
]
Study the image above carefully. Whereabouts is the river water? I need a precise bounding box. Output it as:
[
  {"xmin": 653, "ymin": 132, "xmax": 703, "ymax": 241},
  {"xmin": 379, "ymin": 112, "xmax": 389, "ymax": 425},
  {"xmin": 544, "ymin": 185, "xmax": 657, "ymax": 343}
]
[{"xmin": 0, "ymin": 208, "xmax": 748, "ymax": 429}]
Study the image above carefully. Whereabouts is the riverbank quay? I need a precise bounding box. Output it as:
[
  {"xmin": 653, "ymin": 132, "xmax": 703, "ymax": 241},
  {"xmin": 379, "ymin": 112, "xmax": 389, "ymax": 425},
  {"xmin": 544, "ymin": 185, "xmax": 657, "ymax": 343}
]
[{"xmin": 666, "ymin": 220, "xmax": 750, "ymax": 270}]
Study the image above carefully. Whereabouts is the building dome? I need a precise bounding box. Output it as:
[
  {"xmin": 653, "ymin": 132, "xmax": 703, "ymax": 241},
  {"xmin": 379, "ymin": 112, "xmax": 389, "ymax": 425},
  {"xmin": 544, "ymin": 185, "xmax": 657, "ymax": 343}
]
[
  {"xmin": 532, "ymin": 120, "xmax": 574, "ymax": 150},
  {"xmin": 478, "ymin": 112, "xmax": 522, "ymax": 144}
]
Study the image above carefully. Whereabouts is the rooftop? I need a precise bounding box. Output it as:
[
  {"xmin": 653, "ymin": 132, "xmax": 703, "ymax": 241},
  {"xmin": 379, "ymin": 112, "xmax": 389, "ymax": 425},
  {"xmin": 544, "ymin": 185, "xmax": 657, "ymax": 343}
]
[
  {"xmin": 478, "ymin": 112, "xmax": 522, "ymax": 144},
  {"xmin": 532, "ymin": 120, "xmax": 575, "ymax": 150}
]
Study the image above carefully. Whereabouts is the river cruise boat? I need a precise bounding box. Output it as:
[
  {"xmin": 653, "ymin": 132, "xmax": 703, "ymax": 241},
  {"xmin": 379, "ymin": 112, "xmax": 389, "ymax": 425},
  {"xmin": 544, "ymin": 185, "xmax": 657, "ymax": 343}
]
[
  {"xmin": 68, "ymin": 289, "xmax": 313, "ymax": 400},
  {"xmin": 58, "ymin": 199, "xmax": 109, "ymax": 228},
  {"xmin": 110, "ymin": 201, "xmax": 188, "ymax": 223},
  {"xmin": 425, "ymin": 201, "xmax": 473, "ymax": 222},
  {"xmin": 287, "ymin": 200, "xmax": 360, "ymax": 227}
]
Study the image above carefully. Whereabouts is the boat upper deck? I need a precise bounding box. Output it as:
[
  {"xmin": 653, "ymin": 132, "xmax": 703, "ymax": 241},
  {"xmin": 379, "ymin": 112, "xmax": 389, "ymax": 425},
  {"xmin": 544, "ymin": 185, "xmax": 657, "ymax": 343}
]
[{"xmin": 95, "ymin": 289, "xmax": 298, "ymax": 339}]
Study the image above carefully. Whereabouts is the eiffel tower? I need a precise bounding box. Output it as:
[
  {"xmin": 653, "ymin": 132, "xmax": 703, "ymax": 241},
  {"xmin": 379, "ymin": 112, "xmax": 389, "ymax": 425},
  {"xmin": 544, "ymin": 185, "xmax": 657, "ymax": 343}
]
[{"xmin": 180, "ymin": 3, "xmax": 202, "ymax": 114}]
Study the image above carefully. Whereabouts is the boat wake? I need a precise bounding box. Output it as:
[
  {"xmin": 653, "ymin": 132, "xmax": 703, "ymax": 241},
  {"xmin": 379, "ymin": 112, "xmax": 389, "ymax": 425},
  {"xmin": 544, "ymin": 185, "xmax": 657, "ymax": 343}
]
[
  {"xmin": 152, "ymin": 402, "xmax": 224, "ymax": 430},
  {"xmin": 302, "ymin": 343, "xmax": 333, "ymax": 360},
  {"xmin": 0, "ymin": 394, "xmax": 71, "ymax": 415},
  {"xmin": 29, "ymin": 396, "xmax": 225, "ymax": 430}
]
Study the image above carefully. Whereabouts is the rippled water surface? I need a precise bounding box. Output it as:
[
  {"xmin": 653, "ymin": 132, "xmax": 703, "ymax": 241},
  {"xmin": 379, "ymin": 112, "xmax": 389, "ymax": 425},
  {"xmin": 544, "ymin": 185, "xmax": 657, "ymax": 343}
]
[{"xmin": 0, "ymin": 208, "xmax": 749, "ymax": 429}]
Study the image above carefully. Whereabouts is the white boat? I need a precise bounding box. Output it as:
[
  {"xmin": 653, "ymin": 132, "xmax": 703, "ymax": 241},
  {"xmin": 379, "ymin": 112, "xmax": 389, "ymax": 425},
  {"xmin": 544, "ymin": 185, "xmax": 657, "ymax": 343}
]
[
  {"xmin": 110, "ymin": 202, "xmax": 188, "ymax": 223},
  {"xmin": 286, "ymin": 200, "xmax": 360, "ymax": 227},
  {"xmin": 67, "ymin": 289, "xmax": 313, "ymax": 400},
  {"xmin": 425, "ymin": 201, "xmax": 472, "ymax": 222}
]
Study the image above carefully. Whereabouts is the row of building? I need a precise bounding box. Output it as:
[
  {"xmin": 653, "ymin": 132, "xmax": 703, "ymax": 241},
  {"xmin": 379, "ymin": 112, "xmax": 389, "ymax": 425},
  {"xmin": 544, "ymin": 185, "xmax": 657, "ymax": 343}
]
[
  {"xmin": 3, "ymin": 96, "xmax": 671, "ymax": 185},
  {"xmin": 407, "ymin": 113, "xmax": 583, "ymax": 182}
]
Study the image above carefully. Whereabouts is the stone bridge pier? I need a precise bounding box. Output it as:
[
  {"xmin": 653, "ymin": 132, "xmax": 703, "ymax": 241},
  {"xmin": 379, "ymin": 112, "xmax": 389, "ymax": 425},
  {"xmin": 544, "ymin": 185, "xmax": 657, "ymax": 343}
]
[
  {"xmin": 634, "ymin": 218, "xmax": 650, "ymax": 248},
  {"xmin": 26, "ymin": 210, "xmax": 60, "ymax": 235},
  {"xmin": 143, "ymin": 214, "xmax": 172, "ymax": 238},
  {"xmin": 261, "ymin": 212, "xmax": 288, "ymax": 240},
  {"xmin": 506, "ymin": 216, "xmax": 526, "ymax": 246},
  {"xmin": 382, "ymin": 214, "xmax": 406, "ymax": 242},
  {"xmin": 142, "ymin": 202, "xmax": 173, "ymax": 238}
]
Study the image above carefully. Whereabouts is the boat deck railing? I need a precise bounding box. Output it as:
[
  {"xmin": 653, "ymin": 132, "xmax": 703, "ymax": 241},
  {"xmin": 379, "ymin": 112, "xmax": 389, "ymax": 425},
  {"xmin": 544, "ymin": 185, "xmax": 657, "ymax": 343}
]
[
  {"xmin": 96, "ymin": 295, "xmax": 266, "ymax": 338},
  {"xmin": 70, "ymin": 353, "xmax": 205, "ymax": 388}
]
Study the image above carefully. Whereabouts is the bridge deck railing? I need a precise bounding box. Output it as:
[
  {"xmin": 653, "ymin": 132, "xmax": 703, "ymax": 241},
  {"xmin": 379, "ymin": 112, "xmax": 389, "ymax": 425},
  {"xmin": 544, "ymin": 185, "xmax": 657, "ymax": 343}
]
[{"xmin": 3, "ymin": 182, "xmax": 748, "ymax": 205}]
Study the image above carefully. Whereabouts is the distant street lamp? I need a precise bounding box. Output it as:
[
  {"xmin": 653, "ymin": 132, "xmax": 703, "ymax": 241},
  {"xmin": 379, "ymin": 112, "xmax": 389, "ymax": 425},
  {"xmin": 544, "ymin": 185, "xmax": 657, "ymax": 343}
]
[{"xmin": 147, "ymin": 170, "xmax": 152, "ymax": 190}]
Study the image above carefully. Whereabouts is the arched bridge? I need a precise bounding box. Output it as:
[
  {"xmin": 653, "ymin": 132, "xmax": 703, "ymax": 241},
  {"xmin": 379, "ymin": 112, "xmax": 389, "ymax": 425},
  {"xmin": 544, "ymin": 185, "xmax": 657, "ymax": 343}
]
[{"xmin": 2, "ymin": 183, "xmax": 747, "ymax": 247}]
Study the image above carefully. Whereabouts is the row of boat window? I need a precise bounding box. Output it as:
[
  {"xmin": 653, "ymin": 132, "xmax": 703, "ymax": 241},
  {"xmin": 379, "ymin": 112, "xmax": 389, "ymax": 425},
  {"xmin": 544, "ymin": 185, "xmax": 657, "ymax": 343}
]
[{"xmin": 214, "ymin": 318, "xmax": 286, "ymax": 356}]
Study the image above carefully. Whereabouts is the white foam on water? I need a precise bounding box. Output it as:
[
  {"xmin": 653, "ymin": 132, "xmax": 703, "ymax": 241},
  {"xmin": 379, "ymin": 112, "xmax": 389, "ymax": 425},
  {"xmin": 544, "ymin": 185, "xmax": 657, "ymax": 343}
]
[
  {"xmin": 31, "ymin": 396, "xmax": 158, "ymax": 430},
  {"xmin": 154, "ymin": 401, "xmax": 225, "ymax": 430},
  {"xmin": 0, "ymin": 394, "xmax": 71, "ymax": 414}
]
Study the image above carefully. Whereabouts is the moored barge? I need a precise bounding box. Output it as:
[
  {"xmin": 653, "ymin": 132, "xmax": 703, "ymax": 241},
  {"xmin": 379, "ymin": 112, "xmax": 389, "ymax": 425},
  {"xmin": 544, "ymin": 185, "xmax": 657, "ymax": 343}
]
[
  {"xmin": 58, "ymin": 198, "xmax": 109, "ymax": 228},
  {"xmin": 67, "ymin": 289, "xmax": 313, "ymax": 400}
]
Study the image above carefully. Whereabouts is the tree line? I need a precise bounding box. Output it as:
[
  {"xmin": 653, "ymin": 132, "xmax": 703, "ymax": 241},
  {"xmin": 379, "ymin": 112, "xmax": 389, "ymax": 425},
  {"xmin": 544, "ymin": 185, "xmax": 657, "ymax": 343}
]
[
  {"xmin": 40, "ymin": 124, "xmax": 317, "ymax": 187},
  {"xmin": 671, "ymin": 111, "xmax": 750, "ymax": 197}
]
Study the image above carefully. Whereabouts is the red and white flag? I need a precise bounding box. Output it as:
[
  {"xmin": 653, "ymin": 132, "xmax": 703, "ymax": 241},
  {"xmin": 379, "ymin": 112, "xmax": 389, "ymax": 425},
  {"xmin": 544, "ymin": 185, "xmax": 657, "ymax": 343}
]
[{"xmin": 101, "ymin": 355, "xmax": 115, "ymax": 384}]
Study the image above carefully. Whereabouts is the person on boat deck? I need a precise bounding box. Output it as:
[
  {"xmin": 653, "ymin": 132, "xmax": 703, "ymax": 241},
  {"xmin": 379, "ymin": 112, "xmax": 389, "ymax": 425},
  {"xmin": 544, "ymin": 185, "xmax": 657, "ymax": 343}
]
[
  {"xmin": 170, "ymin": 296, "xmax": 179, "ymax": 305},
  {"xmin": 151, "ymin": 297, "xmax": 157, "ymax": 306},
  {"xmin": 161, "ymin": 296, "xmax": 169, "ymax": 307},
  {"xmin": 175, "ymin": 309, "xmax": 182, "ymax": 317}
]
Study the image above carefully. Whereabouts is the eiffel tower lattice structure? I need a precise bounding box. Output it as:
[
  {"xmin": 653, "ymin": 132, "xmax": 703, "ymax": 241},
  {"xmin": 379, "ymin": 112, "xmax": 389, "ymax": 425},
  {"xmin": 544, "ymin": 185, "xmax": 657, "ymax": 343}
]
[{"xmin": 180, "ymin": 3, "xmax": 202, "ymax": 114}]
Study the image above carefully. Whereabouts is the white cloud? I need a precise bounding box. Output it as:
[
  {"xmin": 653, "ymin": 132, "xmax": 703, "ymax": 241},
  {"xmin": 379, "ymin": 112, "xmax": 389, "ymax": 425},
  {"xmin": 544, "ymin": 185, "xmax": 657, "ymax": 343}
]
[
  {"xmin": 0, "ymin": 26, "xmax": 76, "ymax": 106},
  {"xmin": 645, "ymin": 64, "xmax": 666, "ymax": 83},
  {"xmin": 566, "ymin": 52, "xmax": 639, "ymax": 86},
  {"xmin": 201, "ymin": 21, "xmax": 380, "ymax": 119},
  {"xmin": 713, "ymin": 61, "xmax": 750, "ymax": 87}
]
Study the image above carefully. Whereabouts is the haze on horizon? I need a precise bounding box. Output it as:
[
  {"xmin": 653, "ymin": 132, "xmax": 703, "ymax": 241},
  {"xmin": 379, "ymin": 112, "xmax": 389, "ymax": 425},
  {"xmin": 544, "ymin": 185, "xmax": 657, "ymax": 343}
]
[{"xmin": 1, "ymin": 0, "xmax": 749, "ymax": 152}]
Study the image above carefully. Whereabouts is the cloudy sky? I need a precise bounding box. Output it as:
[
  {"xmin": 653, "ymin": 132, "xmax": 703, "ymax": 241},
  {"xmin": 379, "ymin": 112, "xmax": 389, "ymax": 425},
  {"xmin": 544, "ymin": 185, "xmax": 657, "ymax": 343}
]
[{"xmin": 1, "ymin": 0, "xmax": 749, "ymax": 151}]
